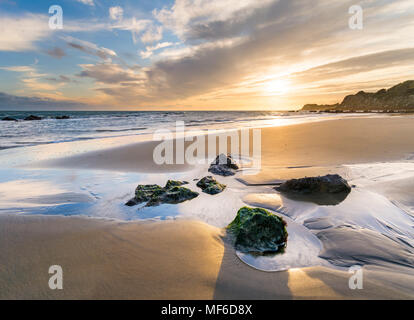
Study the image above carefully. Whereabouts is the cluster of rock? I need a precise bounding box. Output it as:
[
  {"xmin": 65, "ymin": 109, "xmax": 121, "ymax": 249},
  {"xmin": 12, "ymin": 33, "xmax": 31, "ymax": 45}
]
[
  {"xmin": 1, "ymin": 115, "xmax": 70, "ymax": 121},
  {"xmin": 124, "ymin": 154, "xmax": 237, "ymax": 207},
  {"xmin": 125, "ymin": 180, "xmax": 198, "ymax": 207},
  {"xmin": 302, "ymin": 80, "xmax": 414, "ymax": 112},
  {"xmin": 227, "ymin": 207, "xmax": 288, "ymax": 254},
  {"xmin": 125, "ymin": 175, "xmax": 228, "ymax": 207},
  {"xmin": 208, "ymin": 154, "xmax": 239, "ymax": 176},
  {"xmin": 275, "ymin": 174, "xmax": 352, "ymax": 205}
]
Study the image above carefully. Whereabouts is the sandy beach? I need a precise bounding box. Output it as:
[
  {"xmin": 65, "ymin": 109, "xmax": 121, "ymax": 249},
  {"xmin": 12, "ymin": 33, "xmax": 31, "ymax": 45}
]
[
  {"xmin": 1, "ymin": 215, "xmax": 412, "ymax": 300},
  {"xmin": 1, "ymin": 116, "xmax": 414, "ymax": 299}
]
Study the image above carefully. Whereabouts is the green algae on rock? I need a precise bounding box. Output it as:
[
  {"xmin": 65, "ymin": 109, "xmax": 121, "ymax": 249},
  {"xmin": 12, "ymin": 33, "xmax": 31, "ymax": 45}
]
[
  {"xmin": 165, "ymin": 180, "xmax": 189, "ymax": 189},
  {"xmin": 146, "ymin": 186, "xmax": 198, "ymax": 207},
  {"xmin": 196, "ymin": 176, "xmax": 226, "ymax": 195},
  {"xmin": 125, "ymin": 180, "xmax": 198, "ymax": 207},
  {"xmin": 227, "ymin": 207, "xmax": 288, "ymax": 254}
]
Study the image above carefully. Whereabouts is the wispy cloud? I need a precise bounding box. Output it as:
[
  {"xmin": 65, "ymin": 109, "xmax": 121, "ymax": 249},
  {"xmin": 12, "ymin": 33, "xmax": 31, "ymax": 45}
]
[
  {"xmin": 77, "ymin": 63, "xmax": 143, "ymax": 84},
  {"xmin": 140, "ymin": 42, "xmax": 175, "ymax": 59},
  {"xmin": 62, "ymin": 36, "xmax": 117, "ymax": 61},
  {"xmin": 76, "ymin": 0, "xmax": 94, "ymax": 6}
]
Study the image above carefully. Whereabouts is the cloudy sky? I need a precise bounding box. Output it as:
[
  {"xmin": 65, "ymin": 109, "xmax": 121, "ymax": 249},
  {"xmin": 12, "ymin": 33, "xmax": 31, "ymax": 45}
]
[{"xmin": 0, "ymin": 0, "xmax": 413, "ymax": 110}]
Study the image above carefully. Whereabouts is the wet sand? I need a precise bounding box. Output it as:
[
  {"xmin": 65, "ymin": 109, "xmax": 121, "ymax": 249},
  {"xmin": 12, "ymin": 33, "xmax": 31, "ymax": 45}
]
[
  {"xmin": 1, "ymin": 214, "xmax": 411, "ymax": 299},
  {"xmin": 35, "ymin": 117, "xmax": 414, "ymax": 175}
]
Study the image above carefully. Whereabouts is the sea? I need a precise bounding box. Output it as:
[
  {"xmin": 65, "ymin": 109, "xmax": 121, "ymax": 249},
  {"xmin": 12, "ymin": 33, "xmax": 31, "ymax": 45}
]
[{"xmin": 0, "ymin": 110, "xmax": 366, "ymax": 150}]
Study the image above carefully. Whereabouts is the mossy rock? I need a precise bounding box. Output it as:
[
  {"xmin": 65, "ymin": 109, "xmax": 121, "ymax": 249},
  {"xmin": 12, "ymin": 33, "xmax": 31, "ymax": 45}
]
[
  {"xmin": 165, "ymin": 180, "xmax": 188, "ymax": 189},
  {"xmin": 135, "ymin": 184, "xmax": 164, "ymax": 202},
  {"xmin": 227, "ymin": 207, "xmax": 288, "ymax": 254},
  {"xmin": 126, "ymin": 180, "xmax": 198, "ymax": 207},
  {"xmin": 146, "ymin": 186, "xmax": 198, "ymax": 206},
  {"xmin": 196, "ymin": 176, "xmax": 226, "ymax": 195}
]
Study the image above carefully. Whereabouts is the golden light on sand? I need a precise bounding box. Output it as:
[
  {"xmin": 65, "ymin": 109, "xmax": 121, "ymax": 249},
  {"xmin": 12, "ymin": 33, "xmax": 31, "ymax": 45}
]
[{"xmin": 262, "ymin": 79, "xmax": 291, "ymax": 96}]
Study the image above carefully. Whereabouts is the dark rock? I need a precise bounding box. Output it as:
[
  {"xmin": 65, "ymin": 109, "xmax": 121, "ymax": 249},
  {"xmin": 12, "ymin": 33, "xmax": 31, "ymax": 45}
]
[
  {"xmin": 24, "ymin": 115, "xmax": 42, "ymax": 121},
  {"xmin": 134, "ymin": 184, "xmax": 164, "ymax": 203},
  {"xmin": 276, "ymin": 174, "xmax": 351, "ymax": 194},
  {"xmin": 146, "ymin": 186, "xmax": 198, "ymax": 207},
  {"xmin": 125, "ymin": 180, "xmax": 198, "ymax": 207},
  {"xmin": 275, "ymin": 174, "xmax": 351, "ymax": 205},
  {"xmin": 208, "ymin": 153, "xmax": 239, "ymax": 176},
  {"xmin": 56, "ymin": 115, "xmax": 70, "ymax": 119},
  {"xmin": 2, "ymin": 117, "xmax": 17, "ymax": 121},
  {"xmin": 227, "ymin": 207, "xmax": 288, "ymax": 254},
  {"xmin": 125, "ymin": 198, "xmax": 139, "ymax": 207},
  {"xmin": 196, "ymin": 176, "xmax": 226, "ymax": 195}
]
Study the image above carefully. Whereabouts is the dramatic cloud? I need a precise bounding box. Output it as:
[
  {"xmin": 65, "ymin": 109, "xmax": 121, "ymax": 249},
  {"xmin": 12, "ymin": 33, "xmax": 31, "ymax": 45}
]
[
  {"xmin": 2, "ymin": 0, "xmax": 414, "ymax": 109},
  {"xmin": 154, "ymin": 0, "xmax": 275, "ymax": 40},
  {"xmin": 97, "ymin": 0, "xmax": 413, "ymax": 108}
]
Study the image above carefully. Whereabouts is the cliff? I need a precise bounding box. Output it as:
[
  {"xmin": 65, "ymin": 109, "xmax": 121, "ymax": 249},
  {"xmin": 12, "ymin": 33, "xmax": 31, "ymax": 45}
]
[{"xmin": 302, "ymin": 80, "xmax": 414, "ymax": 112}]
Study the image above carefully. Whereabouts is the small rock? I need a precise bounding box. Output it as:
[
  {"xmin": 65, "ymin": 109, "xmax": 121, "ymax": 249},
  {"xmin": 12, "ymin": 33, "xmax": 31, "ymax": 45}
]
[
  {"xmin": 1, "ymin": 117, "xmax": 17, "ymax": 121},
  {"xmin": 208, "ymin": 153, "xmax": 239, "ymax": 176},
  {"xmin": 56, "ymin": 115, "xmax": 70, "ymax": 119},
  {"xmin": 196, "ymin": 176, "xmax": 226, "ymax": 195},
  {"xmin": 227, "ymin": 207, "xmax": 288, "ymax": 254},
  {"xmin": 24, "ymin": 115, "xmax": 42, "ymax": 121}
]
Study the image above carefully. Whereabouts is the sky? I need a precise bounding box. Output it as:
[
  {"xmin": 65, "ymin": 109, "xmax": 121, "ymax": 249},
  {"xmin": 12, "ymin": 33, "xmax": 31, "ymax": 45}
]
[{"xmin": 0, "ymin": 0, "xmax": 413, "ymax": 110}]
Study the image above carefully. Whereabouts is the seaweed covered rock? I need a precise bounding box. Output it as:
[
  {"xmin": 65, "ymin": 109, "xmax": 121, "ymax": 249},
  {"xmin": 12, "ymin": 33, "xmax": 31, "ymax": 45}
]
[
  {"xmin": 146, "ymin": 186, "xmax": 198, "ymax": 206},
  {"xmin": 165, "ymin": 180, "xmax": 188, "ymax": 189},
  {"xmin": 196, "ymin": 176, "xmax": 226, "ymax": 195},
  {"xmin": 208, "ymin": 154, "xmax": 239, "ymax": 176},
  {"xmin": 227, "ymin": 207, "xmax": 288, "ymax": 254},
  {"xmin": 275, "ymin": 174, "xmax": 351, "ymax": 205},
  {"xmin": 125, "ymin": 180, "xmax": 198, "ymax": 207}
]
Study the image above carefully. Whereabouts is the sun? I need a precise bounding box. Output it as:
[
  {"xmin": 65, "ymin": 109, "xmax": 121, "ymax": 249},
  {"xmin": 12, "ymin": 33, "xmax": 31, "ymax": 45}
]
[{"xmin": 263, "ymin": 79, "xmax": 291, "ymax": 96}]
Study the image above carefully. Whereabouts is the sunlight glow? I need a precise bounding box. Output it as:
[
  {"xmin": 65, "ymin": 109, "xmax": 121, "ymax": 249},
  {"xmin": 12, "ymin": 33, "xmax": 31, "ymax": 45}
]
[{"xmin": 263, "ymin": 79, "xmax": 291, "ymax": 96}]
